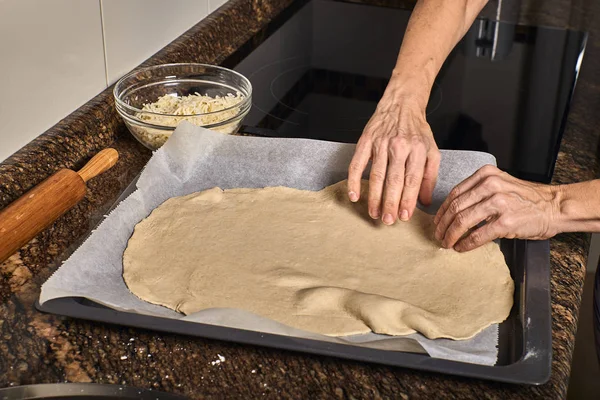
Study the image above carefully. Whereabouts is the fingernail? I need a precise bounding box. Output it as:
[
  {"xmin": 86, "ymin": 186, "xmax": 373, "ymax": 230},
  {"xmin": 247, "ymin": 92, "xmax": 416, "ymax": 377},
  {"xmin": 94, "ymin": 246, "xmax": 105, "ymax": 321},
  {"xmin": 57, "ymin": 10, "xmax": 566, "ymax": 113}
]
[
  {"xmin": 433, "ymin": 215, "xmax": 439, "ymax": 224},
  {"xmin": 400, "ymin": 210, "xmax": 409, "ymax": 221},
  {"xmin": 383, "ymin": 214, "xmax": 394, "ymax": 225},
  {"xmin": 434, "ymin": 229, "xmax": 440, "ymax": 241},
  {"xmin": 370, "ymin": 209, "xmax": 380, "ymax": 219},
  {"xmin": 348, "ymin": 191, "xmax": 358, "ymax": 202}
]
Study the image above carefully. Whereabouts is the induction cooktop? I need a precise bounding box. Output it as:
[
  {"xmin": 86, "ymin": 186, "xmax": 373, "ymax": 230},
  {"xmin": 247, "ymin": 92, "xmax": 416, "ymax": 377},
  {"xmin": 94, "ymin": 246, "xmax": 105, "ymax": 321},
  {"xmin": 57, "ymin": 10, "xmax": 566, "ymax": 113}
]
[{"xmin": 223, "ymin": 0, "xmax": 587, "ymax": 183}]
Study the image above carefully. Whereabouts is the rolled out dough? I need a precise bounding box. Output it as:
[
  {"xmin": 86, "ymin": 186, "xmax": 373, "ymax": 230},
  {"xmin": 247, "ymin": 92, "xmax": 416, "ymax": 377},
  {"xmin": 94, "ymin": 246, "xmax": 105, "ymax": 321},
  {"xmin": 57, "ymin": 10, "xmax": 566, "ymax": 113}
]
[{"xmin": 123, "ymin": 180, "xmax": 514, "ymax": 340}]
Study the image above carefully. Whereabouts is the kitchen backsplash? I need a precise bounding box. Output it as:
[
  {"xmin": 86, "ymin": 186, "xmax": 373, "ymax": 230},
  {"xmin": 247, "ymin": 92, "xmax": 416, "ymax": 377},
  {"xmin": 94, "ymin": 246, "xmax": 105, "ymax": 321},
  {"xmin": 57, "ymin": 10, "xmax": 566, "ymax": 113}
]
[{"xmin": 0, "ymin": 0, "xmax": 228, "ymax": 162}]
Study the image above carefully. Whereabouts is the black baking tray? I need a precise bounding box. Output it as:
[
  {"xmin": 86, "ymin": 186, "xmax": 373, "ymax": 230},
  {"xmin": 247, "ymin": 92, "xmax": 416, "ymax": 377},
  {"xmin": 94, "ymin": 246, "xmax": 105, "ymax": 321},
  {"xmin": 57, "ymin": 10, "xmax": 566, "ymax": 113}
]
[{"xmin": 36, "ymin": 173, "xmax": 552, "ymax": 386}]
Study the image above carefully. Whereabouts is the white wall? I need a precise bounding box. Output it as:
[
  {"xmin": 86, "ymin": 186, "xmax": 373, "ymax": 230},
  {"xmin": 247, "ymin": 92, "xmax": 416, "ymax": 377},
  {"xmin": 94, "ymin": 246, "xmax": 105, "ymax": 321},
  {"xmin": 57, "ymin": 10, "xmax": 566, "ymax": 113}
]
[
  {"xmin": 0, "ymin": 0, "xmax": 106, "ymax": 162},
  {"xmin": 101, "ymin": 0, "xmax": 210, "ymax": 84},
  {"xmin": 0, "ymin": 0, "xmax": 226, "ymax": 162}
]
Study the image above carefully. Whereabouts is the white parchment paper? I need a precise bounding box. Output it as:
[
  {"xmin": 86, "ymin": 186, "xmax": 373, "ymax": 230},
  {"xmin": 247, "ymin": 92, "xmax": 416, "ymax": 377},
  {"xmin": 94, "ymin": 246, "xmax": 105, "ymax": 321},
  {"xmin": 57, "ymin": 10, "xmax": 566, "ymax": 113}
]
[{"xmin": 40, "ymin": 122, "xmax": 501, "ymax": 365}]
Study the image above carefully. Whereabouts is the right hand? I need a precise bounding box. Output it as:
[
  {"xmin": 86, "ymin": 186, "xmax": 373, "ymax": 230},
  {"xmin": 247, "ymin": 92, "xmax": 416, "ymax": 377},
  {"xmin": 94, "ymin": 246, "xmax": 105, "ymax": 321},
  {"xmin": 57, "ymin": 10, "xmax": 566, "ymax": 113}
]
[
  {"xmin": 347, "ymin": 93, "xmax": 440, "ymax": 225},
  {"xmin": 433, "ymin": 165, "xmax": 558, "ymax": 251}
]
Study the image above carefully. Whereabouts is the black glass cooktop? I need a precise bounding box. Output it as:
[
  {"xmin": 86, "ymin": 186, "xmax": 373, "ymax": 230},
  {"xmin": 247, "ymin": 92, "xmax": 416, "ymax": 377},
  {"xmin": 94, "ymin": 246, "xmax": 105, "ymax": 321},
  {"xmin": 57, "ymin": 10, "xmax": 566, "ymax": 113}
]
[{"xmin": 223, "ymin": 0, "xmax": 587, "ymax": 183}]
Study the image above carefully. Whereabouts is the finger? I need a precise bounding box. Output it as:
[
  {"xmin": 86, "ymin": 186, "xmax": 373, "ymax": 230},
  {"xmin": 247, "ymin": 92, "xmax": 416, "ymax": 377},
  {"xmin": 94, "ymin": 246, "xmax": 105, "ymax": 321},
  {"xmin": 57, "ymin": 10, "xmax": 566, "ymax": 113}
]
[
  {"xmin": 434, "ymin": 185, "xmax": 492, "ymax": 241},
  {"xmin": 434, "ymin": 167, "xmax": 491, "ymax": 224},
  {"xmin": 434, "ymin": 164, "xmax": 501, "ymax": 224},
  {"xmin": 399, "ymin": 148, "xmax": 427, "ymax": 221},
  {"xmin": 419, "ymin": 149, "xmax": 440, "ymax": 206},
  {"xmin": 380, "ymin": 144, "xmax": 407, "ymax": 225},
  {"xmin": 347, "ymin": 138, "xmax": 373, "ymax": 203},
  {"xmin": 454, "ymin": 220, "xmax": 503, "ymax": 252},
  {"xmin": 441, "ymin": 201, "xmax": 496, "ymax": 248},
  {"xmin": 368, "ymin": 140, "xmax": 389, "ymax": 219}
]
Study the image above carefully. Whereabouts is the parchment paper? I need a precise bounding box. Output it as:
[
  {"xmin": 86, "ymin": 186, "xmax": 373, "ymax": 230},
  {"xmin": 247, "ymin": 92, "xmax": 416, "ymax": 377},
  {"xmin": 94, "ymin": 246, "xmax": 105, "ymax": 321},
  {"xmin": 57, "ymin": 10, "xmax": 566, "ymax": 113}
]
[{"xmin": 40, "ymin": 122, "xmax": 501, "ymax": 365}]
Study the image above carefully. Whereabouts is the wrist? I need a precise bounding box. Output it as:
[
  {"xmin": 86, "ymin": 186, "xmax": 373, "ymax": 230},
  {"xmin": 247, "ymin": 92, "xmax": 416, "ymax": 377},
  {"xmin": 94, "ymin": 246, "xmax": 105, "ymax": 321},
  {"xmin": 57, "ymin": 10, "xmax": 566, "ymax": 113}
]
[
  {"xmin": 547, "ymin": 182, "xmax": 600, "ymax": 234},
  {"xmin": 553, "ymin": 181, "xmax": 600, "ymax": 234},
  {"xmin": 382, "ymin": 76, "xmax": 431, "ymax": 113},
  {"xmin": 390, "ymin": 65, "xmax": 434, "ymax": 95},
  {"xmin": 547, "ymin": 184, "xmax": 566, "ymax": 236}
]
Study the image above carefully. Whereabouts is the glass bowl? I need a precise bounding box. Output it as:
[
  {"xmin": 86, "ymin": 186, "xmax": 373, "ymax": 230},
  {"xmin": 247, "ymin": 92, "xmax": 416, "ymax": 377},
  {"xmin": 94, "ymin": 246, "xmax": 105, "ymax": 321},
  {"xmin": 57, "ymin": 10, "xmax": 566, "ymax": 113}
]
[{"xmin": 113, "ymin": 63, "xmax": 252, "ymax": 150}]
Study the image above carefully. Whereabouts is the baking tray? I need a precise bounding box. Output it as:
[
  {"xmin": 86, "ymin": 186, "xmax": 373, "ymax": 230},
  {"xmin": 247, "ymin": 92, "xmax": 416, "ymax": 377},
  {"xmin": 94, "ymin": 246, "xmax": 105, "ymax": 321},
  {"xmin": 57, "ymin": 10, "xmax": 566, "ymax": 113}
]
[{"xmin": 36, "ymin": 162, "xmax": 552, "ymax": 386}]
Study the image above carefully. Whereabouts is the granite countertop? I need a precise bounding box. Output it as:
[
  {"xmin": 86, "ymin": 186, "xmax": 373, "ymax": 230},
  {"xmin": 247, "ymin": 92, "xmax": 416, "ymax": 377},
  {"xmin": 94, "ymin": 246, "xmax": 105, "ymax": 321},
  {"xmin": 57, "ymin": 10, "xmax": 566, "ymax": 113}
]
[{"xmin": 1, "ymin": 0, "xmax": 599, "ymax": 398}]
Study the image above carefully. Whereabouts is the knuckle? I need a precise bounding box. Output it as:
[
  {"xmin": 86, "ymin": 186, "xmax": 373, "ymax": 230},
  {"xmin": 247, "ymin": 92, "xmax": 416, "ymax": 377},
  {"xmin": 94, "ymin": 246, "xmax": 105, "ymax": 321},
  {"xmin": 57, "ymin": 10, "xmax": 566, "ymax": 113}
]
[
  {"xmin": 482, "ymin": 175, "xmax": 501, "ymax": 190},
  {"xmin": 370, "ymin": 171, "xmax": 386, "ymax": 183},
  {"xmin": 383, "ymin": 200, "xmax": 397, "ymax": 211},
  {"xmin": 490, "ymin": 193, "xmax": 508, "ymax": 208},
  {"xmin": 400, "ymin": 199, "xmax": 413, "ymax": 210},
  {"xmin": 449, "ymin": 187, "xmax": 461, "ymax": 199},
  {"xmin": 468, "ymin": 230, "xmax": 482, "ymax": 245},
  {"xmin": 481, "ymin": 164, "xmax": 496, "ymax": 174},
  {"xmin": 462, "ymin": 187, "xmax": 473, "ymax": 200},
  {"xmin": 386, "ymin": 173, "xmax": 404, "ymax": 186},
  {"xmin": 389, "ymin": 139, "xmax": 407, "ymax": 159},
  {"xmin": 390, "ymin": 135, "xmax": 407, "ymax": 145},
  {"xmin": 429, "ymin": 148, "xmax": 441, "ymax": 161},
  {"xmin": 455, "ymin": 212, "xmax": 468, "ymax": 228},
  {"xmin": 496, "ymin": 215, "xmax": 512, "ymax": 228},
  {"xmin": 369, "ymin": 199, "xmax": 381, "ymax": 210},
  {"xmin": 409, "ymin": 134, "xmax": 424, "ymax": 146},
  {"xmin": 354, "ymin": 140, "xmax": 371, "ymax": 156},
  {"xmin": 355, "ymin": 140, "xmax": 370, "ymax": 153},
  {"xmin": 495, "ymin": 217, "xmax": 506, "ymax": 228},
  {"xmin": 372, "ymin": 138, "xmax": 384, "ymax": 153},
  {"xmin": 404, "ymin": 174, "xmax": 421, "ymax": 188},
  {"xmin": 449, "ymin": 199, "xmax": 461, "ymax": 214},
  {"xmin": 348, "ymin": 162, "xmax": 362, "ymax": 174},
  {"xmin": 409, "ymin": 138, "xmax": 428, "ymax": 154},
  {"xmin": 413, "ymin": 146, "xmax": 428, "ymax": 158}
]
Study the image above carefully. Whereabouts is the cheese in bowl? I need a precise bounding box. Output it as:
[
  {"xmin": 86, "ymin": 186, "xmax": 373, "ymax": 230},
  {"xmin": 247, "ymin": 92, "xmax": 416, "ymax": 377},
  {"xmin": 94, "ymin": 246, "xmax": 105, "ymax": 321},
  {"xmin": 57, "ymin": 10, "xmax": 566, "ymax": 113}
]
[{"xmin": 114, "ymin": 63, "xmax": 252, "ymax": 150}]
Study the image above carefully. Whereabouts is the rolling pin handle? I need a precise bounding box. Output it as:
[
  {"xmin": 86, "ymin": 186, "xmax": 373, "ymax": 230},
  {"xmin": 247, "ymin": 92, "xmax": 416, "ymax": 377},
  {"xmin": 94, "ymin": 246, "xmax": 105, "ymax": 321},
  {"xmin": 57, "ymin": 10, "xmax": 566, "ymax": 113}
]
[{"xmin": 77, "ymin": 148, "xmax": 119, "ymax": 183}]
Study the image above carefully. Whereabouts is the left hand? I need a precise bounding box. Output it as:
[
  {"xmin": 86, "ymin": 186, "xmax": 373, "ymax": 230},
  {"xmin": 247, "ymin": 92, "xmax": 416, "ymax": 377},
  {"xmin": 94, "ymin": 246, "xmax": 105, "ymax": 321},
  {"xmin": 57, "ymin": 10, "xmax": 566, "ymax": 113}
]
[{"xmin": 433, "ymin": 165, "xmax": 559, "ymax": 252}]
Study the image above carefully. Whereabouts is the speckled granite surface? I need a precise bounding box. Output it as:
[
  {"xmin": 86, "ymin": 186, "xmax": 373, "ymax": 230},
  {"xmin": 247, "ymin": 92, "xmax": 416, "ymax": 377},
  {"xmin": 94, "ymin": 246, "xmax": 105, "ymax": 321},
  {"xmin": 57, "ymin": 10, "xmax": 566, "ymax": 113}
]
[{"xmin": 0, "ymin": 0, "xmax": 598, "ymax": 398}]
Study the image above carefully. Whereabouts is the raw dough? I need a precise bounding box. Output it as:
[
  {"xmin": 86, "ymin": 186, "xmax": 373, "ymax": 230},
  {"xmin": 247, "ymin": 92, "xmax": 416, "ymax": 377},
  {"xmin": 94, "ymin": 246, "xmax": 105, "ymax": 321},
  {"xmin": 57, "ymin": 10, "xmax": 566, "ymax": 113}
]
[{"xmin": 123, "ymin": 180, "xmax": 514, "ymax": 340}]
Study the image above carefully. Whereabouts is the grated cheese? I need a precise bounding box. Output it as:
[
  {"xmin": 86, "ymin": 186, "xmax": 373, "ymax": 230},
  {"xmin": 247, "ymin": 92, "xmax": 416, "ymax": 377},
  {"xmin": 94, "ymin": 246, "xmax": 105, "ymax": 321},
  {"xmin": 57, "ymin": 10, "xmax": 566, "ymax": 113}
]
[
  {"xmin": 138, "ymin": 92, "xmax": 244, "ymax": 126},
  {"xmin": 131, "ymin": 92, "xmax": 246, "ymax": 149}
]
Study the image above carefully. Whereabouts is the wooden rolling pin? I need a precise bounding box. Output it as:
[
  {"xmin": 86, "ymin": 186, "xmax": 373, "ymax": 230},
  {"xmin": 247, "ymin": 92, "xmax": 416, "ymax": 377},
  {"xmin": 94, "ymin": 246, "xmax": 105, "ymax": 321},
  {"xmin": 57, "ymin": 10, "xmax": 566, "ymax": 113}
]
[{"xmin": 0, "ymin": 148, "xmax": 119, "ymax": 264}]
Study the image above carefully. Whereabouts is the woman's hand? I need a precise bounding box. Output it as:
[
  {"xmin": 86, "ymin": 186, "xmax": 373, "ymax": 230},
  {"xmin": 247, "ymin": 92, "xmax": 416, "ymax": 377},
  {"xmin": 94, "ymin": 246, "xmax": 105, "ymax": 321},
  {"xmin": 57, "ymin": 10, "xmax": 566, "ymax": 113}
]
[
  {"xmin": 434, "ymin": 165, "xmax": 560, "ymax": 252},
  {"xmin": 347, "ymin": 89, "xmax": 440, "ymax": 225},
  {"xmin": 346, "ymin": 0, "xmax": 491, "ymax": 225}
]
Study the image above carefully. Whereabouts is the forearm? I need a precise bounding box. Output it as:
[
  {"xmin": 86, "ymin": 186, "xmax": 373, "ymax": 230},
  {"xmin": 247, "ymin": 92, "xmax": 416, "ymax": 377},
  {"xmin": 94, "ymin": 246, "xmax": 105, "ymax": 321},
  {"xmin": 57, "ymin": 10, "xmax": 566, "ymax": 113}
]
[
  {"xmin": 387, "ymin": 0, "xmax": 489, "ymax": 108},
  {"xmin": 552, "ymin": 180, "xmax": 600, "ymax": 234}
]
